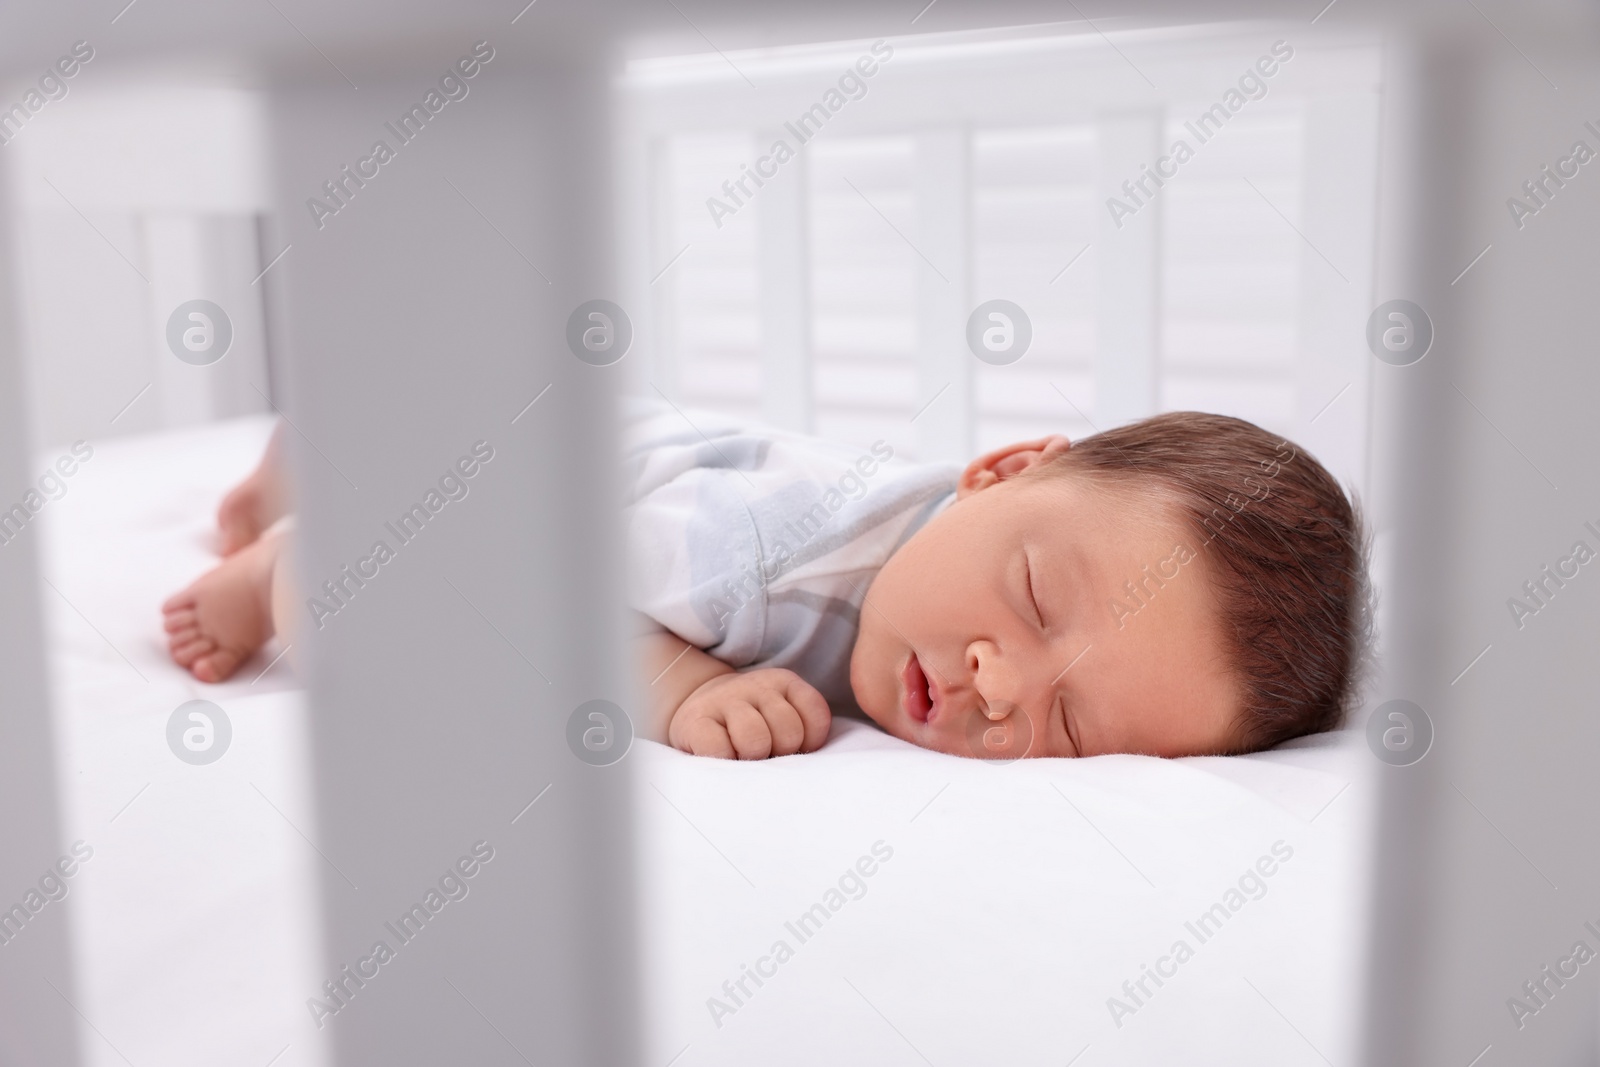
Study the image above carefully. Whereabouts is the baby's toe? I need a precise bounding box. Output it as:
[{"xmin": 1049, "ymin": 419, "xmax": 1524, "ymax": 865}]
[
  {"xmin": 163, "ymin": 608, "xmax": 198, "ymax": 634},
  {"xmin": 193, "ymin": 647, "xmax": 244, "ymax": 684},
  {"xmin": 170, "ymin": 635, "xmax": 214, "ymax": 667},
  {"xmin": 161, "ymin": 589, "xmax": 198, "ymax": 615}
]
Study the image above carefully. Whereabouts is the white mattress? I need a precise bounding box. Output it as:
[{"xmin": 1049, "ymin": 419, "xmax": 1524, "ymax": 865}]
[
  {"xmin": 38, "ymin": 416, "xmax": 1373, "ymax": 1066},
  {"xmin": 36, "ymin": 416, "xmax": 325, "ymax": 1067}
]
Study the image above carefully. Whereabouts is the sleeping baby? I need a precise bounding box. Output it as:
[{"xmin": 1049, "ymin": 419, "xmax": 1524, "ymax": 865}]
[{"xmin": 163, "ymin": 397, "xmax": 1367, "ymax": 761}]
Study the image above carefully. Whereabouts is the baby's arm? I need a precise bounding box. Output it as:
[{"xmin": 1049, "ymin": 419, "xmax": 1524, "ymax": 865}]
[{"xmin": 637, "ymin": 628, "xmax": 831, "ymax": 759}]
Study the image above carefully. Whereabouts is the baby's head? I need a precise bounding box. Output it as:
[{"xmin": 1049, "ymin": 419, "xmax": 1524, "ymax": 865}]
[{"xmin": 849, "ymin": 412, "xmax": 1368, "ymax": 759}]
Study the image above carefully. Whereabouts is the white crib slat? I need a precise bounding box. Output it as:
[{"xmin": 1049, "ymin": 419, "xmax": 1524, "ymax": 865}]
[
  {"xmin": 757, "ymin": 128, "xmax": 814, "ymax": 432},
  {"xmin": 1094, "ymin": 111, "xmax": 1164, "ymax": 428},
  {"xmin": 144, "ymin": 214, "xmax": 273, "ymax": 428},
  {"xmin": 914, "ymin": 128, "xmax": 973, "ymax": 462},
  {"xmin": 646, "ymin": 136, "xmax": 681, "ymax": 397},
  {"xmin": 0, "ymin": 156, "xmax": 81, "ymax": 1065},
  {"xmin": 1294, "ymin": 92, "xmax": 1380, "ymax": 497}
]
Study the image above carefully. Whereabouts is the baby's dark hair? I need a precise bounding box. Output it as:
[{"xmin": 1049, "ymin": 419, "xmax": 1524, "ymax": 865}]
[{"xmin": 1042, "ymin": 411, "xmax": 1371, "ymax": 752}]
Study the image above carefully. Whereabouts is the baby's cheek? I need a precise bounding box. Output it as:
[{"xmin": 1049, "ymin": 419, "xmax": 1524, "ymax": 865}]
[{"xmin": 848, "ymin": 629, "xmax": 891, "ymax": 723}]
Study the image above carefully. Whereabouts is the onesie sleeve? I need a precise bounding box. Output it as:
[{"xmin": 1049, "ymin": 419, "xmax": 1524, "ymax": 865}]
[{"xmin": 624, "ymin": 406, "xmax": 769, "ymax": 666}]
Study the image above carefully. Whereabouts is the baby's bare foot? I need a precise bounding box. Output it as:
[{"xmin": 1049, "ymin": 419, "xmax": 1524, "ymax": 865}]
[
  {"xmin": 217, "ymin": 424, "xmax": 287, "ymax": 555},
  {"xmin": 163, "ymin": 529, "xmax": 283, "ymax": 683}
]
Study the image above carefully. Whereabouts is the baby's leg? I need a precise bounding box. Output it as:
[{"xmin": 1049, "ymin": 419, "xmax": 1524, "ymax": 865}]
[
  {"xmin": 217, "ymin": 421, "xmax": 289, "ymax": 555},
  {"xmin": 162, "ymin": 523, "xmax": 287, "ymax": 682}
]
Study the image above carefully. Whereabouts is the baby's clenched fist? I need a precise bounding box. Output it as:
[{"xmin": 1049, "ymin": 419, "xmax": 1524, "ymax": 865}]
[{"xmin": 668, "ymin": 668, "xmax": 831, "ymax": 760}]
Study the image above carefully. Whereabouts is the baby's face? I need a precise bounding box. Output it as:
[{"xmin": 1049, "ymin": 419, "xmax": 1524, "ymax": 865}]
[{"xmin": 849, "ymin": 440, "xmax": 1240, "ymax": 759}]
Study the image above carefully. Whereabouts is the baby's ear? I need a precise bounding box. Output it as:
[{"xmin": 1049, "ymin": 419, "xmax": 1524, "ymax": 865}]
[{"xmin": 956, "ymin": 435, "xmax": 1071, "ymax": 498}]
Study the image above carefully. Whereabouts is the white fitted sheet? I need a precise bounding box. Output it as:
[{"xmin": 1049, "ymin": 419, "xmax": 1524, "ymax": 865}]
[{"xmin": 37, "ymin": 416, "xmax": 1373, "ymax": 1067}]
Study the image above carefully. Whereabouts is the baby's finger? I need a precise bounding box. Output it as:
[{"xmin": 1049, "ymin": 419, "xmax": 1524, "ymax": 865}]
[
  {"xmin": 680, "ymin": 715, "xmax": 736, "ymax": 760},
  {"xmin": 780, "ymin": 676, "xmax": 833, "ymax": 752},
  {"xmin": 723, "ymin": 702, "xmax": 774, "ymax": 760},
  {"xmin": 754, "ymin": 696, "xmax": 806, "ymax": 757}
]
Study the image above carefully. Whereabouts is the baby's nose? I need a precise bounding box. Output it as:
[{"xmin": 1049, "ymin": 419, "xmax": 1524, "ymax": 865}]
[
  {"xmin": 968, "ymin": 641, "xmax": 1027, "ymax": 711},
  {"xmin": 964, "ymin": 697, "xmax": 1033, "ymax": 760},
  {"xmin": 976, "ymin": 697, "xmax": 1026, "ymax": 725}
]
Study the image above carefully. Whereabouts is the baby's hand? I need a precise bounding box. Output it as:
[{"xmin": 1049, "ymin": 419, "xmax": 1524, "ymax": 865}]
[{"xmin": 668, "ymin": 669, "xmax": 831, "ymax": 760}]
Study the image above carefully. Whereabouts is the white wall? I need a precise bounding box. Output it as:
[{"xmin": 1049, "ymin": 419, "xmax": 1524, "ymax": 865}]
[
  {"xmin": 2, "ymin": 83, "xmax": 274, "ymax": 449},
  {"xmin": 618, "ymin": 23, "xmax": 1381, "ymax": 498}
]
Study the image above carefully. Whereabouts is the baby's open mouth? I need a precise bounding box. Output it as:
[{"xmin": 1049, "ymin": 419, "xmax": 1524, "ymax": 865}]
[{"xmin": 901, "ymin": 652, "xmax": 936, "ymax": 724}]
